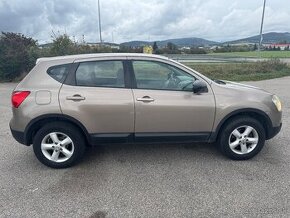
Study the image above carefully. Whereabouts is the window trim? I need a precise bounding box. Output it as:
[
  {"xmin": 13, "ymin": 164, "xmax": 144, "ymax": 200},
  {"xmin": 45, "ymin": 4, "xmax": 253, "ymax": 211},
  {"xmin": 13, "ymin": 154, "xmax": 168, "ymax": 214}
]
[
  {"xmin": 129, "ymin": 60, "xmax": 196, "ymax": 92},
  {"xmin": 65, "ymin": 60, "xmax": 131, "ymax": 89},
  {"xmin": 47, "ymin": 63, "xmax": 71, "ymax": 83}
]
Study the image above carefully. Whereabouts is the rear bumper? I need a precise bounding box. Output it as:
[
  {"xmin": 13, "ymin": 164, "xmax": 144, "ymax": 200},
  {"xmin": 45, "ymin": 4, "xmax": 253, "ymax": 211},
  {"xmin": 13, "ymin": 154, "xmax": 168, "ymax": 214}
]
[
  {"xmin": 10, "ymin": 127, "xmax": 29, "ymax": 146},
  {"xmin": 267, "ymin": 123, "xmax": 282, "ymax": 140}
]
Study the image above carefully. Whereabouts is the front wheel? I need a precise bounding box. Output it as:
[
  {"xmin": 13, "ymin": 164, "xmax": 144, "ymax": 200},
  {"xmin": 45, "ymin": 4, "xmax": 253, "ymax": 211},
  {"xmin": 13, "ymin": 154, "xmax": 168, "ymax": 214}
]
[
  {"xmin": 33, "ymin": 122, "xmax": 86, "ymax": 168},
  {"xmin": 218, "ymin": 116, "xmax": 266, "ymax": 160}
]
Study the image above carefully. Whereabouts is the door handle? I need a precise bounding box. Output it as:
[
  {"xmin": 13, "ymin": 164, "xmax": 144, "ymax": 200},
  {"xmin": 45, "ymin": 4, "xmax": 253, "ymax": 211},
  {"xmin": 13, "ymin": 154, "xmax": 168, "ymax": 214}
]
[
  {"xmin": 136, "ymin": 96, "xmax": 155, "ymax": 102},
  {"xmin": 66, "ymin": 94, "xmax": 86, "ymax": 101}
]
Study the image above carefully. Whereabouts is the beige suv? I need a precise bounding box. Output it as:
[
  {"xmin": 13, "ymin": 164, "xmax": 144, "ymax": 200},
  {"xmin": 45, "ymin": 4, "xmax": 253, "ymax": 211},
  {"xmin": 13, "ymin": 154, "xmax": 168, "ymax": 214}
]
[{"xmin": 10, "ymin": 53, "xmax": 282, "ymax": 168}]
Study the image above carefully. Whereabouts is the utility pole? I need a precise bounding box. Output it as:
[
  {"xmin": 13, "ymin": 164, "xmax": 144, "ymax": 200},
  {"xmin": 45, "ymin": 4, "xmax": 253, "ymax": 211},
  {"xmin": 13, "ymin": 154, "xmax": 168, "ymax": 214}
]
[
  {"xmin": 98, "ymin": 0, "xmax": 102, "ymax": 45},
  {"xmin": 258, "ymin": 0, "xmax": 266, "ymax": 55}
]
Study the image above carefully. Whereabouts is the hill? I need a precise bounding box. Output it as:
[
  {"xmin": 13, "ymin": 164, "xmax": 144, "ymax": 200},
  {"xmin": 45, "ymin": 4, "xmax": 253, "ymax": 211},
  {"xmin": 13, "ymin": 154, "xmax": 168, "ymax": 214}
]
[
  {"xmin": 121, "ymin": 37, "xmax": 218, "ymax": 48},
  {"xmin": 226, "ymin": 32, "xmax": 290, "ymax": 44}
]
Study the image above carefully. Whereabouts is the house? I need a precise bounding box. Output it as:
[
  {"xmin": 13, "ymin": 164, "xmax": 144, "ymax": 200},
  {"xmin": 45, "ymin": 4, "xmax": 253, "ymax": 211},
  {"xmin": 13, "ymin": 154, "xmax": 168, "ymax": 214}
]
[{"xmin": 265, "ymin": 43, "xmax": 290, "ymax": 50}]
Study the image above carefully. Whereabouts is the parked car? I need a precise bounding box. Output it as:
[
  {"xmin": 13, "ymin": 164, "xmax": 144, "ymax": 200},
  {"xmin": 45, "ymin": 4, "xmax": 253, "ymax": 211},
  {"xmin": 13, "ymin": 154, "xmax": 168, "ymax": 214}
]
[{"xmin": 10, "ymin": 53, "xmax": 282, "ymax": 168}]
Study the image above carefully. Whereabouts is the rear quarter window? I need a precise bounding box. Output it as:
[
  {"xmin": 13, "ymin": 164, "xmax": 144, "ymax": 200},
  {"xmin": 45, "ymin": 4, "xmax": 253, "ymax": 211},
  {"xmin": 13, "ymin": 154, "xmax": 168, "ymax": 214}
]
[{"xmin": 47, "ymin": 64, "xmax": 70, "ymax": 83}]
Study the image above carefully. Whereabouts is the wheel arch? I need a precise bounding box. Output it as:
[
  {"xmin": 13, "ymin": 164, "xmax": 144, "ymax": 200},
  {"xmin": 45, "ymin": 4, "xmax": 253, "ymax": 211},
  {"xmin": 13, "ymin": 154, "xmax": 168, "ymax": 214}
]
[
  {"xmin": 210, "ymin": 108, "xmax": 273, "ymax": 142},
  {"xmin": 24, "ymin": 114, "xmax": 91, "ymax": 146}
]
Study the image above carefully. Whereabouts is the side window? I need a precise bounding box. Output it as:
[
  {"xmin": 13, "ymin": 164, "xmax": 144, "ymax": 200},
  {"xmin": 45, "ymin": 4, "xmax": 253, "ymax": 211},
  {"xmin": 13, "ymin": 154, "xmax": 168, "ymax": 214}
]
[
  {"xmin": 75, "ymin": 61, "xmax": 125, "ymax": 88},
  {"xmin": 47, "ymin": 64, "xmax": 70, "ymax": 83},
  {"xmin": 132, "ymin": 61, "xmax": 195, "ymax": 91}
]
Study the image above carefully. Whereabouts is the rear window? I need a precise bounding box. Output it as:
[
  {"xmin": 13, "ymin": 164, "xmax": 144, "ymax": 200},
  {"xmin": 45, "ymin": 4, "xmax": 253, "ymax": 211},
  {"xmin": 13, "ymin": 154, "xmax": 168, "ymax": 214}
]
[
  {"xmin": 47, "ymin": 64, "xmax": 70, "ymax": 83},
  {"xmin": 75, "ymin": 61, "xmax": 125, "ymax": 88}
]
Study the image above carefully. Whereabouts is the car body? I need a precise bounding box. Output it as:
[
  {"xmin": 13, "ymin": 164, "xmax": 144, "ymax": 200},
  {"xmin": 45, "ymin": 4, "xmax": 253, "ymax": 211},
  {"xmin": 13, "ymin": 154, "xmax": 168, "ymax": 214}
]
[{"xmin": 10, "ymin": 53, "xmax": 282, "ymax": 168}]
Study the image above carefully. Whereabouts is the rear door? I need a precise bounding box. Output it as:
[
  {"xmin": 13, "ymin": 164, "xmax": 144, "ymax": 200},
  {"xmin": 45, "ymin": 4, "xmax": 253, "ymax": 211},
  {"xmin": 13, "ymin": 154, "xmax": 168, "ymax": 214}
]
[{"xmin": 59, "ymin": 58, "xmax": 134, "ymax": 141}]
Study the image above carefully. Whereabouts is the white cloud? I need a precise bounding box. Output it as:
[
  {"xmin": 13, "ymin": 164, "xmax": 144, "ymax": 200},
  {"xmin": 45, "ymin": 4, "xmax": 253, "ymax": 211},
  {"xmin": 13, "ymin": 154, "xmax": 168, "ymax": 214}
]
[{"xmin": 0, "ymin": 0, "xmax": 289, "ymax": 43}]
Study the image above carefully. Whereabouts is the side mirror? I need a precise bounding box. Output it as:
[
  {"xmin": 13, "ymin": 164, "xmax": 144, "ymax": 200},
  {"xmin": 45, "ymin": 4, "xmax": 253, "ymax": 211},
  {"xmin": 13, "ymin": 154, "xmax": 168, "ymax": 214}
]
[{"xmin": 192, "ymin": 80, "xmax": 208, "ymax": 94}]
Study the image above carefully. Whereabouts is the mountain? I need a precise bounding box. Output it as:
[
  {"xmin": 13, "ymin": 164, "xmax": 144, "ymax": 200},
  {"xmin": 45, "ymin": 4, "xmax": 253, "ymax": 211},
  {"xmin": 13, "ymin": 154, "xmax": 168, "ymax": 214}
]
[
  {"xmin": 121, "ymin": 37, "xmax": 218, "ymax": 48},
  {"xmin": 226, "ymin": 32, "xmax": 290, "ymax": 44}
]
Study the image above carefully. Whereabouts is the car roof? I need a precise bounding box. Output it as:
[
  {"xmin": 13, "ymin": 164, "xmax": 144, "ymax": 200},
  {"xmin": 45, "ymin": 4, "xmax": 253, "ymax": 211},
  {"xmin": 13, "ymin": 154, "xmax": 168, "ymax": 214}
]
[{"xmin": 36, "ymin": 53, "xmax": 169, "ymax": 64}]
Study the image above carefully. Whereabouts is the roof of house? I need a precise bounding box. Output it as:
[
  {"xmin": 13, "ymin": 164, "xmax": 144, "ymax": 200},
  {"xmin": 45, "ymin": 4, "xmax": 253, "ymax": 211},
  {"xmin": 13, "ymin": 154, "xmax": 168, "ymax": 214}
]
[{"xmin": 266, "ymin": 44, "xmax": 290, "ymax": 46}]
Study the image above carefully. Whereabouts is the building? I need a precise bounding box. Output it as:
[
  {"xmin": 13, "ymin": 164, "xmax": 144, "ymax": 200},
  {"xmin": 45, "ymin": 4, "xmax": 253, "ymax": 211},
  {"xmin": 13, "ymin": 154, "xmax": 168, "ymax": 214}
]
[
  {"xmin": 87, "ymin": 42, "xmax": 120, "ymax": 50},
  {"xmin": 265, "ymin": 43, "xmax": 290, "ymax": 50}
]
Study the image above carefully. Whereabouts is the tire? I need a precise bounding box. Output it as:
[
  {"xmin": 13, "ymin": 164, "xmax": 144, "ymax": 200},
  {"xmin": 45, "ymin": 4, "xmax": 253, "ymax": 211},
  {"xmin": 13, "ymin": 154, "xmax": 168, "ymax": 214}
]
[
  {"xmin": 33, "ymin": 121, "xmax": 86, "ymax": 168},
  {"xmin": 218, "ymin": 116, "xmax": 266, "ymax": 160}
]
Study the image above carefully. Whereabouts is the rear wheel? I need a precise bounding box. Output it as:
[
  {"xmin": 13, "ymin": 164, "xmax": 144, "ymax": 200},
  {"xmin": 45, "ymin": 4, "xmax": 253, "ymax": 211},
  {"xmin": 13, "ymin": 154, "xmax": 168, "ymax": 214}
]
[
  {"xmin": 218, "ymin": 116, "xmax": 266, "ymax": 160},
  {"xmin": 33, "ymin": 122, "xmax": 86, "ymax": 168}
]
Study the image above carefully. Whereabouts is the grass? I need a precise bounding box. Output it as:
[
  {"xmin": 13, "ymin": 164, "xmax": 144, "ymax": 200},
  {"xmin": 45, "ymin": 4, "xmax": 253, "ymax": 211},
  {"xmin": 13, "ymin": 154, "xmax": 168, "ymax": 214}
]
[
  {"xmin": 184, "ymin": 59, "xmax": 290, "ymax": 81},
  {"xmin": 210, "ymin": 51, "xmax": 290, "ymax": 58}
]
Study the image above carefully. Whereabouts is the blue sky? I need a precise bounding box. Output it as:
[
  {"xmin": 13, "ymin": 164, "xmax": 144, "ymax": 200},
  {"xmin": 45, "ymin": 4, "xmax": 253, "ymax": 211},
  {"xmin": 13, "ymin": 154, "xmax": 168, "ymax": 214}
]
[{"xmin": 0, "ymin": 0, "xmax": 288, "ymax": 43}]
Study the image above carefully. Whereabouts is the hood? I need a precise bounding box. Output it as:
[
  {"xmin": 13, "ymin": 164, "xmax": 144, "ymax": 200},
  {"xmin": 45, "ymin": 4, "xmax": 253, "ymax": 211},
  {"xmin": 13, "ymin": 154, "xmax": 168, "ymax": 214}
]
[
  {"xmin": 211, "ymin": 79, "xmax": 273, "ymax": 98},
  {"xmin": 222, "ymin": 80, "xmax": 264, "ymax": 90},
  {"xmin": 214, "ymin": 80, "xmax": 269, "ymax": 92}
]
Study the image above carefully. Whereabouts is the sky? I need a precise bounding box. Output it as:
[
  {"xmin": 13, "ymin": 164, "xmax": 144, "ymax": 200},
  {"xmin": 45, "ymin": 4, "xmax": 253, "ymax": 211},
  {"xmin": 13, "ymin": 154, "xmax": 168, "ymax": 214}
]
[{"xmin": 0, "ymin": 0, "xmax": 289, "ymax": 44}]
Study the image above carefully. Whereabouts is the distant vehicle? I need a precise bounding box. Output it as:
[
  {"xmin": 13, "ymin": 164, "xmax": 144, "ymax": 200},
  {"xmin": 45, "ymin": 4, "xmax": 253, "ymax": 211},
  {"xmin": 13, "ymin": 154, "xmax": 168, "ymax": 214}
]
[{"xmin": 10, "ymin": 53, "xmax": 282, "ymax": 168}]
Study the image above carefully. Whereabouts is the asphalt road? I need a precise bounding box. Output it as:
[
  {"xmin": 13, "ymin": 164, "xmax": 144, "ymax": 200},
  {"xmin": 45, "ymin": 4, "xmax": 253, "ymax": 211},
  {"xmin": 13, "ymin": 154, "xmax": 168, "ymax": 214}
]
[{"xmin": 0, "ymin": 77, "xmax": 289, "ymax": 218}]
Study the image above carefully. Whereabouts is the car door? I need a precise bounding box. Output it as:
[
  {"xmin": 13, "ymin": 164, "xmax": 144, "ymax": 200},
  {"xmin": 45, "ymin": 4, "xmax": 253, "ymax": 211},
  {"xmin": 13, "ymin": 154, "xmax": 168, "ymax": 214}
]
[
  {"xmin": 130, "ymin": 59, "xmax": 215, "ymax": 142},
  {"xmin": 59, "ymin": 58, "xmax": 134, "ymax": 143}
]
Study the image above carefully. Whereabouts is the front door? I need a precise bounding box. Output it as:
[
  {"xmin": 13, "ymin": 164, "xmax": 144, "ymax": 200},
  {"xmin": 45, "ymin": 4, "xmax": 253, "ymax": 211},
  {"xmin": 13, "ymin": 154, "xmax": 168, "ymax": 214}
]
[{"xmin": 131, "ymin": 60, "xmax": 215, "ymax": 141}]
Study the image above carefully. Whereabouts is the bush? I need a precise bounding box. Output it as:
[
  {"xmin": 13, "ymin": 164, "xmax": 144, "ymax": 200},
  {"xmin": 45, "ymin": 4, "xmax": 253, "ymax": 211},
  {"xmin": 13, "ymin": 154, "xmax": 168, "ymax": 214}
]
[
  {"xmin": 184, "ymin": 59, "xmax": 290, "ymax": 81},
  {"xmin": 0, "ymin": 32, "xmax": 37, "ymax": 81},
  {"xmin": 1, "ymin": 31, "xmax": 289, "ymax": 82},
  {"xmin": 0, "ymin": 32, "xmax": 122, "ymax": 81}
]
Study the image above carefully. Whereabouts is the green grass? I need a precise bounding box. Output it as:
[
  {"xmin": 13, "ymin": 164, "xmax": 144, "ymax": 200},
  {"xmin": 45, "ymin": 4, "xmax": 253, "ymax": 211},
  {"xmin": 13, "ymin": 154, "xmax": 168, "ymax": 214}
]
[
  {"xmin": 184, "ymin": 59, "xmax": 290, "ymax": 81},
  {"xmin": 210, "ymin": 51, "xmax": 290, "ymax": 58}
]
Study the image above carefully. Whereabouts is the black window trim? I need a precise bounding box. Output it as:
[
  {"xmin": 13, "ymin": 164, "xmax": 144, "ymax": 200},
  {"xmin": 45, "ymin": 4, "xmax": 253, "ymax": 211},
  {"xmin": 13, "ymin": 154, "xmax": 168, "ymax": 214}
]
[
  {"xmin": 63, "ymin": 60, "xmax": 132, "ymax": 89},
  {"xmin": 47, "ymin": 63, "xmax": 71, "ymax": 83},
  {"xmin": 128, "ymin": 59, "xmax": 197, "ymax": 92},
  {"xmin": 63, "ymin": 63, "xmax": 79, "ymax": 86}
]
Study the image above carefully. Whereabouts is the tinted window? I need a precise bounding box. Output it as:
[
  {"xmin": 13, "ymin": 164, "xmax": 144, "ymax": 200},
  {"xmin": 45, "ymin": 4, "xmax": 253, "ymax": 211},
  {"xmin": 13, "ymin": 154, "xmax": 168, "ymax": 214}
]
[
  {"xmin": 47, "ymin": 64, "xmax": 69, "ymax": 83},
  {"xmin": 76, "ymin": 61, "xmax": 125, "ymax": 88},
  {"xmin": 133, "ymin": 61, "xmax": 195, "ymax": 91}
]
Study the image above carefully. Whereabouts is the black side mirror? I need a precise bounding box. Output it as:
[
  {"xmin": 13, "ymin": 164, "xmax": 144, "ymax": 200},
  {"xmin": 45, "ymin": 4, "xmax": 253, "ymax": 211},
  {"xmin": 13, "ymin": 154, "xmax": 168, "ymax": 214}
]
[{"xmin": 192, "ymin": 80, "xmax": 208, "ymax": 94}]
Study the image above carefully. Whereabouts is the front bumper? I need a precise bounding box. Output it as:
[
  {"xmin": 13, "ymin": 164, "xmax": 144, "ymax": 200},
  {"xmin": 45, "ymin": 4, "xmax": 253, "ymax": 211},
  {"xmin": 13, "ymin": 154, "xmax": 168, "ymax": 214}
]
[{"xmin": 266, "ymin": 123, "xmax": 282, "ymax": 140}]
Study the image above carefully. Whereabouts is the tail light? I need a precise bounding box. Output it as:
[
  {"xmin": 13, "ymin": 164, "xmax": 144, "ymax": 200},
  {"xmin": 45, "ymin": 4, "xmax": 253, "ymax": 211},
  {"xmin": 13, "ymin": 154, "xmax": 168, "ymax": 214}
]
[{"xmin": 11, "ymin": 91, "xmax": 30, "ymax": 108}]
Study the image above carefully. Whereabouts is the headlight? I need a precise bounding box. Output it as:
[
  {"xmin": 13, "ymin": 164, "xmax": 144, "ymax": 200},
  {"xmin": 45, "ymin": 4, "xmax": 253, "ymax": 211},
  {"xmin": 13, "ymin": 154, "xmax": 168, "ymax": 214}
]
[{"xmin": 272, "ymin": 95, "xmax": 282, "ymax": 112}]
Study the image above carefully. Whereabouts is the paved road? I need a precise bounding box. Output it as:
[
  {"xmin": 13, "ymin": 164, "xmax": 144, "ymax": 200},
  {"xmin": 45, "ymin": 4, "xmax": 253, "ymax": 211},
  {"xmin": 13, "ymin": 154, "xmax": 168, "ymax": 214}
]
[{"xmin": 0, "ymin": 77, "xmax": 289, "ymax": 218}]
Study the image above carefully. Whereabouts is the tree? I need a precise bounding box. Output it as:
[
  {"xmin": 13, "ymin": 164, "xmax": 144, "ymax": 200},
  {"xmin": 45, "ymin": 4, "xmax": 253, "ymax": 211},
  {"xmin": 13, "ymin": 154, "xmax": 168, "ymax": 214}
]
[
  {"xmin": 253, "ymin": 44, "xmax": 258, "ymax": 51},
  {"xmin": 189, "ymin": 47, "xmax": 207, "ymax": 54},
  {"xmin": 152, "ymin": 41, "xmax": 158, "ymax": 53},
  {"xmin": 50, "ymin": 34, "xmax": 76, "ymax": 56},
  {"xmin": 279, "ymin": 40, "xmax": 287, "ymax": 44},
  {"xmin": 0, "ymin": 32, "xmax": 37, "ymax": 81},
  {"xmin": 167, "ymin": 42, "xmax": 178, "ymax": 51}
]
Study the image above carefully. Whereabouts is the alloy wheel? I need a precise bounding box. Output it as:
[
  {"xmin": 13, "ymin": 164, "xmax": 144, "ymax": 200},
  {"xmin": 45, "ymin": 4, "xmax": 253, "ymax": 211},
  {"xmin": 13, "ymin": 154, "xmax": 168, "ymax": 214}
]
[
  {"xmin": 41, "ymin": 132, "xmax": 74, "ymax": 163},
  {"xmin": 228, "ymin": 125, "xmax": 259, "ymax": 155}
]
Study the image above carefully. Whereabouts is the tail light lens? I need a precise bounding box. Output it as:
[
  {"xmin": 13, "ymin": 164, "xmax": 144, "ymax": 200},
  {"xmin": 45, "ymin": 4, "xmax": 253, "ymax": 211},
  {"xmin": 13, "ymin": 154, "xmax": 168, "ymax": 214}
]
[{"xmin": 11, "ymin": 91, "xmax": 30, "ymax": 108}]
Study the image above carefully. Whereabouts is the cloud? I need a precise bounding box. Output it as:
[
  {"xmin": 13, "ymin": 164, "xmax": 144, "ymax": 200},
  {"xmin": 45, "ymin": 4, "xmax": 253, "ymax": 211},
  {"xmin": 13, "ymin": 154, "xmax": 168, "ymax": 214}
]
[{"xmin": 0, "ymin": 0, "xmax": 289, "ymax": 43}]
